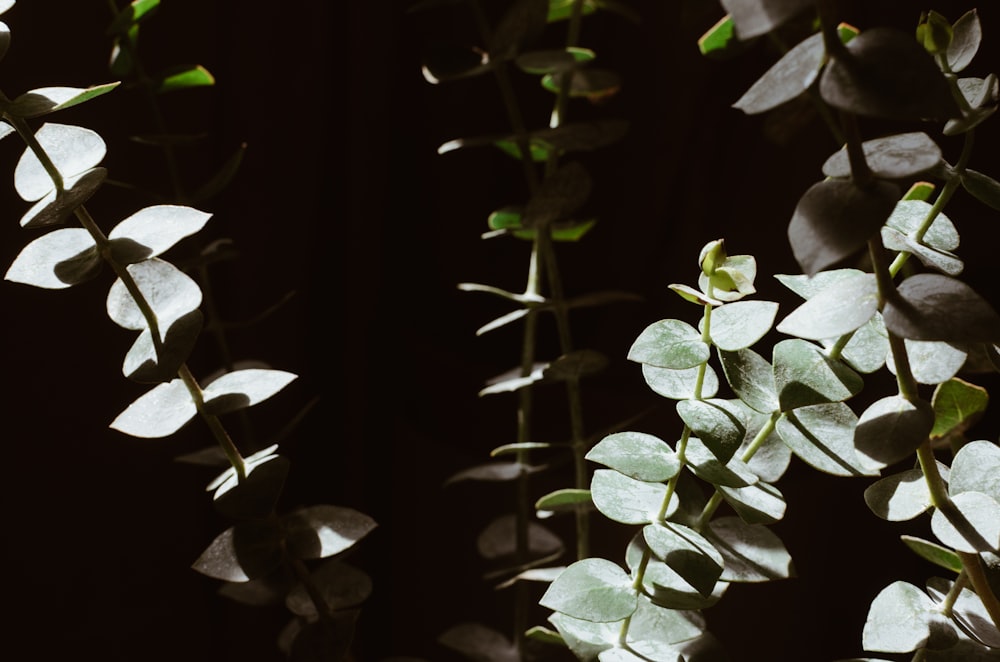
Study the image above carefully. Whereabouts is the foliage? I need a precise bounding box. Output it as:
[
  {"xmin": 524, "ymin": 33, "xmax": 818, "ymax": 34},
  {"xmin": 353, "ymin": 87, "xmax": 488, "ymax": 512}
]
[{"xmin": 0, "ymin": 2, "xmax": 374, "ymax": 659}]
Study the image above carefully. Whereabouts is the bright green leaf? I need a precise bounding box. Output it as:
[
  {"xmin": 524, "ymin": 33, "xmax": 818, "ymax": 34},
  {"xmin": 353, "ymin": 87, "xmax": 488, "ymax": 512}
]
[
  {"xmin": 6, "ymin": 83, "xmax": 120, "ymax": 118},
  {"xmin": 152, "ymin": 64, "xmax": 215, "ymax": 93},
  {"xmin": 932, "ymin": 379, "xmax": 989, "ymax": 440}
]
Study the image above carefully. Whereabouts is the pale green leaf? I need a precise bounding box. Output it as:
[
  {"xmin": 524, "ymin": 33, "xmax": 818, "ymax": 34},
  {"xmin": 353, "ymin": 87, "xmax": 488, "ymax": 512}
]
[
  {"xmin": 864, "ymin": 468, "xmax": 933, "ymax": 521},
  {"xmin": 540, "ymin": 559, "xmax": 638, "ymax": 623},
  {"xmin": 719, "ymin": 481, "xmax": 786, "ymax": 525},
  {"xmin": 777, "ymin": 404, "xmax": 881, "ymax": 477},
  {"xmin": 931, "ymin": 379, "xmax": 989, "ymax": 440},
  {"xmin": 854, "ymin": 395, "xmax": 934, "ymax": 469},
  {"xmin": 685, "ymin": 435, "xmax": 758, "ymax": 488},
  {"xmin": 776, "ymin": 273, "xmax": 878, "ymax": 340},
  {"xmin": 586, "ymin": 431, "xmax": 680, "ymax": 482},
  {"xmin": 548, "ymin": 612, "xmax": 618, "ymax": 661},
  {"xmin": 643, "ymin": 522, "xmax": 723, "ymax": 597},
  {"xmin": 950, "ymin": 440, "xmax": 1000, "ymax": 503},
  {"xmin": 590, "ymin": 469, "xmax": 675, "ymax": 525},
  {"xmin": 887, "ymin": 339, "xmax": 967, "ymax": 385},
  {"xmin": 676, "ymin": 398, "xmax": 746, "ymax": 463},
  {"xmin": 926, "ymin": 576, "xmax": 1000, "ymax": 648},
  {"xmin": 773, "ymin": 339, "xmax": 863, "ymax": 411},
  {"xmin": 14, "ymin": 123, "xmax": 107, "ymax": 201},
  {"xmin": 719, "ymin": 347, "xmax": 779, "ymax": 414},
  {"xmin": 901, "ymin": 536, "xmax": 962, "ymax": 573},
  {"xmin": 4, "ymin": 228, "xmax": 98, "ymax": 289},
  {"xmin": 641, "ymin": 363, "xmax": 719, "ymax": 400},
  {"xmin": 707, "ymin": 300, "xmax": 779, "ymax": 350},
  {"xmin": 707, "ymin": 516, "xmax": 794, "ymax": 582},
  {"xmin": 627, "ymin": 319, "xmax": 708, "ymax": 369}
]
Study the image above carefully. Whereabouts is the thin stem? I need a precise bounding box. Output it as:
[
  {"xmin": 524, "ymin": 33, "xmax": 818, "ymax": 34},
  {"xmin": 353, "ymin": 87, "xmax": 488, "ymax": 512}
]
[
  {"xmin": 868, "ymin": 239, "xmax": 919, "ymax": 402},
  {"xmin": 957, "ymin": 551, "xmax": 1000, "ymax": 629},
  {"xmin": 939, "ymin": 571, "xmax": 969, "ymax": 617}
]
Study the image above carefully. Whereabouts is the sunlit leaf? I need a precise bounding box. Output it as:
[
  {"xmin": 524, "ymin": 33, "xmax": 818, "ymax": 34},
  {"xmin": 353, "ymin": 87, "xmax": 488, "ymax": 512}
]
[
  {"xmin": 926, "ymin": 576, "xmax": 1000, "ymax": 649},
  {"xmin": 540, "ymin": 558, "xmax": 638, "ymax": 623},
  {"xmin": 863, "ymin": 581, "xmax": 948, "ymax": 653},
  {"xmin": 685, "ymin": 435, "xmax": 758, "ymax": 488},
  {"xmin": 676, "ymin": 398, "xmax": 746, "ymax": 463},
  {"xmin": 900, "ymin": 536, "xmax": 962, "ymax": 573},
  {"xmin": 708, "ymin": 300, "xmax": 779, "ymax": 350},
  {"xmin": 720, "ymin": 480, "xmax": 786, "ymax": 524},
  {"xmin": 836, "ymin": 315, "xmax": 889, "ymax": 375},
  {"xmin": 548, "ymin": 612, "xmax": 618, "ymax": 660},
  {"xmin": 111, "ymin": 378, "xmax": 196, "ymax": 438},
  {"xmin": 864, "ymin": 468, "xmax": 933, "ymax": 521},
  {"xmin": 642, "ymin": 363, "xmax": 719, "ymax": 400},
  {"xmin": 123, "ymin": 310, "xmax": 203, "ymax": 383},
  {"xmin": 775, "ymin": 268, "xmax": 863, "ymax": 301},
  {"xmin": 108, "ymin": 205, "xmax": 211, "ymax": 261},
  {"xmin": 14, "ymin": 123, "xmax": 107, "ymax": 201},
  {"xmin": 950, "ymin": 440, "xmax": 1000, "ymax": 503},
  {"xmin": 885, "ymin": 200, "xmax": 959, "ymax": 251},
  {"xmin": 719, "ymin": 347, "xmax": 780, "ymax": 414},
  {"xmin": 535, "ymin": 489, "xmax": 593, "ymax": 517},
  {"xmin": 777, "ymin": 272, "xmax": 877, "ymax": 340},
  {"xmin": 773, "ymin": 339, "xmax": 863, "ymax": 411},
  {"xmin": 882, "ymin": 227, "xmax": 963, "ymax": 276},
  {"xmin": 5, "ymin": 228, "xmax": 97, "ymax": 289},
  {"xmin": 586, "ymin": 431, "xmax": 680, "ymax": 482},
  {"xmin": 643, "ymin": 522, "xmax": 723, "ymax": 597},
  {"xmin": 202, "ymin": 368, "xmax": 297, "ymax": 416},
  {"xmin": 706, "ymin": 516, "xmax": 794, "ymax": 582},
  {"xmin": 931, "ymin": 491, "xmax": 1000, "ymax": 553},
  {"xmin": 698, "ymin": 14, "xmax": 741, "ymax": 59},
  {"xmin": 283, "ymin": 505, "xmax": 377, "ymax": 560},
  {"xmin": 590, "ymin": 469, "xmax": 675, "ymax": 525},
  {"xmin": 211, "ymin": 450, "xmax": 289, "ymax": 519},
  {"xmin": 7, "ymin": 83, "xmax": 120, "ymax": 119},
  {"xmin": 19, "ymin": 167, "xmax": 107, "ymax": 228},
  {"xmin": 886, "ymin": 339, "xmax": 967, "ymax": 385},
  {"xmin": 546, "ymin": 0, "xmax": 598, "ymax": 23},
  {"xmin": 152, "ymin": 64, "xmax": 215, "ymax": 93},
  {"xmin": 777, "ymin": 404, "xmax": 881, "ymax": 477},
  {"xmin": 106, "ymin": 258, "xmax": 202, "ymax": 332},
  {"xmin": 627, "ymin": 319, "xmax": 708, "ymax": 369}
]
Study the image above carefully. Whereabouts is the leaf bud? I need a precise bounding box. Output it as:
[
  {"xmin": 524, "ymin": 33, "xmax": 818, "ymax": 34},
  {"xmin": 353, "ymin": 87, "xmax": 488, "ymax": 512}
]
[{"xmin": 916, "ymin": 10, "xmax": 953, "ymax": 56}]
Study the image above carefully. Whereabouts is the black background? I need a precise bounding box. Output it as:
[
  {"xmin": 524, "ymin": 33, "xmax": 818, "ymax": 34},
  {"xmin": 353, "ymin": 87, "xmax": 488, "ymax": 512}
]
[{"xmin": 1, "ymin": 1, "xmax": 999, "ymax": 661}]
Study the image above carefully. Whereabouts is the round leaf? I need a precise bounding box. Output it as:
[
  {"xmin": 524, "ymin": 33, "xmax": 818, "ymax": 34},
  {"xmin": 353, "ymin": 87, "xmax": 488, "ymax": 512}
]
[
  {"xmin": 586, "ymin": 431, "xmax": 680, "ymax": 482},
  {"xmin": 734, "ymin": 32, "xmax": 824, "ymax": 114},
  {"xmin": 14, "ymin": 123, "xmax": 107, "ymax": 201},
  {"xmin": 864, "ymin": 468, "xmax": 933, "ymax": 521},
  {"xmin": 590, "ymin": 469, "xmax": 675, "ymax": 525},
  {"xmin": 706, "ymin": 516, "xmax": 794, "ymax": 582},
  {"xmin": 822, "ymin": 132, "xmax": 943, "ymax": 179},
  {"xmin": 773, "ymin": 339, "xmax": 863, "ymax": 411},
  {"xmin": 776, "ymin": 272, "xmax": 877, "ymax": 340},
  {"xmin": 539, "ymin": 559, "xmax": 638, "ymax": 623},
  {"xmin": 719, "ymin": 347, "xmax": 780, "ymax": 414},
  {"xmin": 4, "ymin": 228, "xmax": 98, "ymax": 289},
  {"xmin": 883, "ymin": 274, "xmax": 1000, "ymax": 343},
  {"xmin": 202, "ymin": 368, "xmax": 297, "ymax": 416},
  {"xmin": 110, "ymin": 378, "xmax": 196, "ymax": 438},
  {"xmin": 854, "ymin": 395, "xmax": 934, "ymax": 469},
  {"xmin": 108, "ymin": 205, "xmax": 212, "ymax": 260},
  {"xmin": 627, "ymin": 319, "xmax": 709, "ymax": 369},
  {"xmin": 106, "ymin": 257, "xmax": 203, "ymax": 332},
  {"xmin": 931, "ymin": 491, "xmax": 1000, "ymax": 553},
  {"xmin": 776, "ymin": 403, "xmax": 881, "ymax": 477},
  {"xmin": 283, "ymin": 505, "xmax": 377, "ymax": 560},
  {"xmin": 708, "ymin": 300, "xmax": 779, "ymax": 350},
  {"xmin": 676, "ymin": 399, "xmax": 746, "ymax": 464},
  {"xmin": 642, "ymin": 363, "xmax": 719, "ymax": 400},
  {"xmin": 950, "ymin": 440, "xmax": 1000, "ymax": 503},
  {"xmin": 863, "ymin": 581, "xmax": 940, "ymax": 653}
]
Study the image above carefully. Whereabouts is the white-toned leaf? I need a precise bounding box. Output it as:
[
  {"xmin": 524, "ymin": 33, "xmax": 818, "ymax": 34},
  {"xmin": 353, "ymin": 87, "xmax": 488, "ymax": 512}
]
[
  {"xmin": 707, "ymin": 300, "xmax": 779, "ymax": 350},
  {"xmin": 950, "ymin": 440, "xmax": 1000, "ymax": 503},
  {"xmin": 109, "ymin": 205, "xmax": 212, "ymax": 258},
  {"xmin": 590, "ymin": 469, "xmax": 675, "ymax": 525},
  {"xmin": 887, "ymin": 339, "xmax": 967, "ymax": 385},
  {"xmin": 4, "ymin": 228, "xmax": 96, "ymax": 289},
  {"xmin": 14, "ymin": 123, "xmax": 107, "ymax": 201},
  {"xmin": 931, "ymin": 491, "xmax": 1000, "ymax": 553},
  {"xmin": 540, "ymin": 558, "xmax": 638, "ymax": 623},
  {"xmin": 642, "ymin": 363, "xmax": 718, "ymax": 400},
  {"xmin": 202, "ymin": 368, "xmax": 297, "ymax": 415},
  {"xmin": 863, "ymin": 581, "xmax": 940, "ymax": 653},
  {"xmin": 777, "ymin": 272, "xmax": 878, "ymax": 340},
  {"xmin": 110, "ymin": 378, "xmax": 196, "ymax": 438},
  {"xmin": 7, "ymin": 83, "xmax": 120, "ymax": 118},
  {"xmin": 283, "ymin": 505, "xmax": 378, "ymax": 560},
  {"xmin": 106, "ymin": 257, "xmax": 202, "ymax": 333},
  {"xmin": 19, "ymin": 167, "xmax": 107, "ymax": 228}
]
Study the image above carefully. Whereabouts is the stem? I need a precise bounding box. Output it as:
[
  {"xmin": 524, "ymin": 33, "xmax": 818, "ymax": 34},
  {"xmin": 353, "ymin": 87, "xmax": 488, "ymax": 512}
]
[
  {"xmin": 868, "ymin": 239, "xmax": 919, "ymax": 402},
  {"xmin": 939, "ymin": 571, "xmax": 969, "ymax": 617},
  {"xmin": 957, "ymin": 551, "xmax": 1000, "ymax": 629}
]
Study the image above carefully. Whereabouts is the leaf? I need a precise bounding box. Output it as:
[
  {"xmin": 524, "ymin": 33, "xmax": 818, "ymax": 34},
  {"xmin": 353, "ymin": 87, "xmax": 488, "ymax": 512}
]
[
  {"xmin": 210, "ymin": 446, "xmax": 289, "ymax": 519},
  {"xmin": 445, "ymin": 461, "xmax": 533, "ymax": 485},
  {"xmin": 546, "ymin": 0, "xmax": 598, "ymax": 23},
  {"xmin": 626, "ymin": 596, "xmax": 706, "ymax": 656},
  {"xmin": 108, "ymin": 205, "xmax": 212, "ymax": 261},
  {"xmin": 439, "ymin": 623, "xmax": 518, "ymax": 662},
  {"xmin": 627, "ymin": 319, "xmax": 708, "ymax": 369},
  {"xmin": 707, "ymin": 300, "xmax": 779, "ymax": 350},
  {"xmin": 885, "ymin": 200, "xmax": 959, "ymax": 251},
  {"xmin": 525, "ymin": 161, "xmax": 591, "ymax": 227},
  {"xmin": 928, "ymin": 579, "xmax": 1000, "ymax": 651},
  {"xmin": 901, "ymin": 536, "xmax": 963, "ymax": 573},
  {"xmin": 490, "ymin": 0, "xmax": 548, "ymax": 62},
  {"xmin": 962, "ymin": 170, "xmax": 1000, "ymax": 212},
  {"xmin": 775, "ymin": 268, "xmax": 864, "ymax": 300},
  {"xmin": 950, "ymin": 440, "xmax": 1000, "ymax": 503},
  {"xmin": 864, "ymin": 468, "xmax": 934, "ymax": 521},
  {"xmin": 742, "ymin": 410, "xmax": 792, "ymax": 482},
  {"xmin": 283, "ymin": 505, "xmax": 378, "ymax": 560},
  {"xmin": 719, "ymin": 480, "xmax": 786, "ymax": 524},
  {"xmin": 863, "ymin": 581, "xmax": 945, "ymax": 653},
  {"xmin": 854, "ymin": 395, "xmax": 934, "ymax": 469},
  {"xmin": 285, "ymin": 560, "xmax": 372, "ymax": 616},
  {"xmin": 882, "ymin": 228, "xmax": 963, "ymax": 277},
  {"xmin": 777, "ymin": 272, "xmax": 878, "ymax": 340},
  {"xmin": 822, "ymin": 132, "xmax": 943, "ymax": 180},
  {"xmin": 776, "ymin": 404, "xmax": 881, "ymax": 477},
  {"xmin": 586, "ymin": 431, "xmax": 680, "ymax": 482},
  {"xmin": 734, "ymin": 32, "xmax": 824, "ymax": 115},
  {"xmin": 788, "ymin": 179, "xmax": 900, "ymax": 276},
  {"xmin": 641, "ymin": 363, "xmax": 719, "ymax": 400},
  {"xmin": 191, "ymin": 520, "xmax": 283, "ymax": 582},
  {"xmin": 202, "ymin": 369, "xmax": 298, "ymax": 416},
  {"xmin": 536, "ymin": 489, "xmax": 593, "ymax": 517},
  {"xmin": 14, "ymin": 123, "xmax": 107, "ymax": 201},
  {"xmin": 772, "ymin": 339, "xmax": 863, "ymax": 411},
  {"xmin": 628, "ymin": 534, "xmax": 726, "ymax": 610},
  {"xmin": 5, "ymin": 228, "xmax": 98, "ymax": 289},
  {"xmin": 477, "ymin": 515, "xmax": 563, "ymax": 560},
  {"xmin": 883, "ymin": 274, "xmax": 1000, "ymax": 343},
  {"xmin": 719, "ymin": 347, "xmax": 780, "ymax": 414},
  {"xmin": 719, "ymin": 0, "xmax": 815, "ymax": 40},
  {"xmin": 539, "ymin": 559, "xmax": 638, "ymax": 623},
  {"xmin": 541, "ymin": 69, "xmax": 621, "ymax": 100},
  {"xmin": 698, "ymin": 14, "xmax": 741, "ymax": 59},
  {"xmin": 590, "ymin": 469, "xmax": 675, "ymax": 525},
  {"xmin": 643, "ymin": 522, "xmax": 723, "ymax": 597},
  {"xmin": 111, "ymin": 378, "xmax": 196, "ymax": 438},
  {"xmin": 151, "ymin": 64, "xmax": 215, "ymax": 93},
  {"xmin": 932, "ymin": 379, "xmax": 989, "ymax": 440},
  {"xmin": 515, "ymin": 47, "xmax": 594, "ymax": 74},
  {"xmin": 836, "ymin": 315, "xmax": 889, "ymax": 374},
  {"xmin": 698, "ymin": 254, "xmax": 758, "ymax": 302},
  {"xmin": 676, "ymin": 399, "xmax": 746, "ymax": 464},
  {"xmin": 931, "ymin": 491, "xmax": 1000, "ymax": 553},
  {"xmin": 948, "ymin": 10, "xmax": 982, "ymax": 73},
  {"xmin": 685, "ymin": 435, "xmax": 758, "ymax": 488},
  {"xmin": 420, "ymin": 43, "xmax": 490, "ymax": 84},
  {"xmin": 107, "ymin": 0, "xmax": 160, "ymax": 34},
  {"xmin": 6, "ymin": 83, "xmax": 120, "ymax": 118},
  {"xmin": 123, "ymin": 309, "xmax": 203, "ymax": 383},
  {"xmin": 886, "ymin": 339, "xmax": 967, "ymax": 385},
  {"xmin": 106, "ymin": 257, "xmax": 202, "ymax": 335},
  {"xmin": 19, "ymin": 167, "xmax": 108, "ymax": 229},
  {"xmin": 544, "ymin": 350, "xmax": 608, "ymax": 381},
  {"xmin": 819, "ymin": 28, "xmax": 959, "ymax": 121},
  {"xmin": 707, "ymin": 516, "xmax": 794, "ymax": 582}
]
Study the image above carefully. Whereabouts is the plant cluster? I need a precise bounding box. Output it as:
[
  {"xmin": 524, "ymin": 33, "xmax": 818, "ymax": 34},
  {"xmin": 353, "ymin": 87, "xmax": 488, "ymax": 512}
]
[{"xmin": 1, "ymin": 2, "xmax": 375, "ymax": 659}]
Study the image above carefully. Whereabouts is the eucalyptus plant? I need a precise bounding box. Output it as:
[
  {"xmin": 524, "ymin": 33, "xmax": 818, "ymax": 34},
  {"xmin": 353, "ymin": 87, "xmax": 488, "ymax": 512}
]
[
  {"xmin": 0, "ymin": 2, "xmax": 375, "ymax": 659},
  {"xmin": 492, "ymin": 1, "xmax": 1000, "ymax": 660}
]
